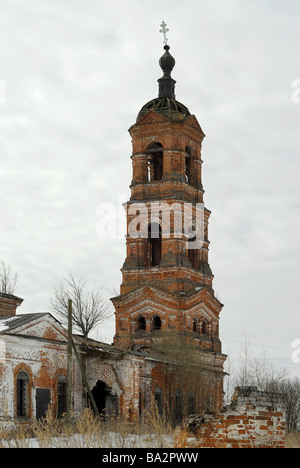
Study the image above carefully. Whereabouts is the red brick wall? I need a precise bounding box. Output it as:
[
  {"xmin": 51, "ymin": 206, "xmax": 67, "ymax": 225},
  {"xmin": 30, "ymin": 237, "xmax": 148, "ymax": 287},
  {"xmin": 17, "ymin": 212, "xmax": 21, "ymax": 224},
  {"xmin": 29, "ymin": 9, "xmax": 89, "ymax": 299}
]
[{"xmin": 175, "ymin": 387, "xmax": 286, "ymax": 449}]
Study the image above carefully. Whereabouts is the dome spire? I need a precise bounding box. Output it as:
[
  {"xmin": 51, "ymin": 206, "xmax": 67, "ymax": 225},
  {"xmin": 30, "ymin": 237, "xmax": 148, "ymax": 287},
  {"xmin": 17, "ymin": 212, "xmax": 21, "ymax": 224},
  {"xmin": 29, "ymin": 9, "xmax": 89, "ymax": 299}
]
[{"xmin": 158, "ymin": 21, "xmax": 176, "ymax": 99}]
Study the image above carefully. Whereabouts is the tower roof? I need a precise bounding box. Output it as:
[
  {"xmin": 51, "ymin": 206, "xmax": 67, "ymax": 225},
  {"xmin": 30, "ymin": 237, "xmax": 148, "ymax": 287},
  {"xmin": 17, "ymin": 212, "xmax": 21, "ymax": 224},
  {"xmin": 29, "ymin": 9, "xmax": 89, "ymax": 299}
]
[
  {"xmin": 137, "ymin": 24, "xmax": 191, "ymax": 123},
  {"xmin": 137, "ymin": 96, "xmax": 190, "ymax": 123}
]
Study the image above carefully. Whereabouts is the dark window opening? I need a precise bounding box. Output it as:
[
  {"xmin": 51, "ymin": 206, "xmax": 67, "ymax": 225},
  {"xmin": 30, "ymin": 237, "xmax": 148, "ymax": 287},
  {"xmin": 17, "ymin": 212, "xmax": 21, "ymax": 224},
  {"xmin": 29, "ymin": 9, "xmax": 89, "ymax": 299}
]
[
  {"xmin": 139, "ymin": 391, "xmax": 143, "ymax": 416},
  {"xmin": 193, "ymin": 318, "xmax": 200, "ymax": 334},
  {"xmin": 151, "ymin": 315, "xmax": 162, "ymax": 331},
  {"xmin": 189, "ymin": 395, "xmax": 196, "ymax": 415},
  {"xmin": 137, "ymin": 316, "xmax": 146, "ymax": 332},
  {"xmin": 147, "ymin": 143, "xmax": 163, "ymax": 181},
  {"xmin": 174, "ymin": 390, "xmax": 183, "ymax": 424},
  {"xmin": 188, "ymin": 243, "xmax": 198, "ymax": 269},
  {"xmin": 154, "ymin": 387, "xmax": 163, "ymax": 416},
  {"xmin": 17, "ymin": 371, "xmax": 29, "ymax": 418},
  {"xmin": 187, "ymin": 223, "xmax": 197, "ymax": 242},
  {"xmin": 57, "ymin": 376, "xmax": 67, "ymax": 418},
  {"xmin": 206, "ymin": 395, "xmax": 213, "ymax": 414},
  {"xmin": 202, "ymin": 321, "xmax": 208, "ymax": 335},
  {"xmin": 147, "ymin": 223, "xmax": 162, "ymax": 267},
  {"xmin": 36, "ymin": 388, "xmax": 51, "ymax": 420},
  {"xmin": 187, "ymin": 222, "xmax": 198, "ymax": 269},
  {"xmin": 185, "ymin": 146, "xmax": 192, "ymax": 184}
]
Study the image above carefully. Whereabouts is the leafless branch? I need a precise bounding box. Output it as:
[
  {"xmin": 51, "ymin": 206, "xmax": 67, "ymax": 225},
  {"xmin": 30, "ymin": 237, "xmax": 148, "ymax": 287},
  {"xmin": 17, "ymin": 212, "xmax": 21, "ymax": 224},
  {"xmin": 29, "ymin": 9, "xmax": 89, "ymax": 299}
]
[
  {"xmin": 49, "ymin": 273, "xmax": 113, "ymax": 339},
  {"xmin": 0, "ymin": 261, "xmax": 18, "ymax": 295}
]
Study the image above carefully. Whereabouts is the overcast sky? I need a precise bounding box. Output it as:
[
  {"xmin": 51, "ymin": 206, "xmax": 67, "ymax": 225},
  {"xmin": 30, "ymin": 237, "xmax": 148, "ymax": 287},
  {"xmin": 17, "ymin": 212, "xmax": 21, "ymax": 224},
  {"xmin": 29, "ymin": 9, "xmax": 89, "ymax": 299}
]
[{"xmin": 0, "ymin": 0, "xmax": 299, "ymax": 378}]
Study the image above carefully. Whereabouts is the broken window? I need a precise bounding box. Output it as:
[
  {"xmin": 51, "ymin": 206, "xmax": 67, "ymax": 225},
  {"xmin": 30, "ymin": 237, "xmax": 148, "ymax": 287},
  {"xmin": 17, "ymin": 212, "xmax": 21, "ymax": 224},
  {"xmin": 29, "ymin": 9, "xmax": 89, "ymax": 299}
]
[{"xmin": 17, "ymin": 371, "xmax": 29, "ymax": 418}]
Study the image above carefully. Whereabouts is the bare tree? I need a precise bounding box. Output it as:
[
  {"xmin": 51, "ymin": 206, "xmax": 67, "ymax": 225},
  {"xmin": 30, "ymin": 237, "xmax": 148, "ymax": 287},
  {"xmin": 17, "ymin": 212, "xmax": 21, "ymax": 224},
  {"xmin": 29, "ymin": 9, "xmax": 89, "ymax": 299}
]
[
  {"xmin": 248, "ymin": 350, "xmax": 287, "ymax": 392},
  {"xmin": 234, "ymin": 338, "xmax": 287, "ymax": 392},
  {"xmin": 235, "ymin": 336, "xmax": 253, "ymax": 387},
  {"xmin": 0, "ymin": 261, "xmax": 18, "ymax": 295},
  {"xmin": 276, "ymin": 378, "xmax": 300, "ymax": 433},
  {"xmin": 49, "ymin": 273, "xmax": 113, "ymax": 340},
  {"xmin": 225, "ymin": 339, "xmax": 300, "ymax": 434},
  {"xmin": 223, "ymin": 354, "xmax": 235, "ymax": 405}
]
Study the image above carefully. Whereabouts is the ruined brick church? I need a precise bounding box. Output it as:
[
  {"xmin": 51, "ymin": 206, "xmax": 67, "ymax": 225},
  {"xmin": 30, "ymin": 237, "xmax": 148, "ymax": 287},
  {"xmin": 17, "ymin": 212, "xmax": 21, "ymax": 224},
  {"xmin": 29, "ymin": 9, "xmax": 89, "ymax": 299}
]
[{"xmin": 0, "ymin": 39, "xmax": 227, "ymax": 425}]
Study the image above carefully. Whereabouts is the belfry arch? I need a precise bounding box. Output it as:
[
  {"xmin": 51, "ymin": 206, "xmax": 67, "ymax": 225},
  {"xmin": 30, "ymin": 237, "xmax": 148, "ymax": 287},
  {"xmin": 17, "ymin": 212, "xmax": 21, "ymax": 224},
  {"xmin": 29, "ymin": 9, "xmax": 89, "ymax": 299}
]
[
  {"xmin": 146, "ymin": 222, "xmax": 162, "ymax": 267},
  {"xmin": 147, "ymin": 142, "xmax": 163, "ymax": 181}
]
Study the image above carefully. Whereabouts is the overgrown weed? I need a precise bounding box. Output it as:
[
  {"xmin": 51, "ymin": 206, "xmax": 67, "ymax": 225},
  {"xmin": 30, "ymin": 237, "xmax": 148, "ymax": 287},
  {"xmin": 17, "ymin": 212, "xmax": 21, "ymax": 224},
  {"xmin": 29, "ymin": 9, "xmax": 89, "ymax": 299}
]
[
  {"xmin": 286, "ymin": 431, "xmax": 300, "ymax": 448},
  {"xmin": 0, "ymin": 402, "xmax": 174, "ymax": 448}
]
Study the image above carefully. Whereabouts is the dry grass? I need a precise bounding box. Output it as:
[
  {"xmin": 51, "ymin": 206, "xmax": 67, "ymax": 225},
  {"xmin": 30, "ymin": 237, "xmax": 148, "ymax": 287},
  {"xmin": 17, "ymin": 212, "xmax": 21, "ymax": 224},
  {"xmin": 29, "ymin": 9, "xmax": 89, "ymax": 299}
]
[
  {"xmin": 1, "ymin": 402, "xmax": 295, "ymax": 448},
  {"xmin": 0, "ymin": 402, "xmax": 174, "ymax": 448},
  {"xmin": 286, "ymin": 431, "xmax": 300, "ymax": 448}
]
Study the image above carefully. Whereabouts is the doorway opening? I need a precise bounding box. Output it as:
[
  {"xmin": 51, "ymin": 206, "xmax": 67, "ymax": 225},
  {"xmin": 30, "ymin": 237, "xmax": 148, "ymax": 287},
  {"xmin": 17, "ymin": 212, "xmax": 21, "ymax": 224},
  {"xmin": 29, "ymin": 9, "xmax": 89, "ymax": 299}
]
[{"xmin": 89, "ymin": 380, "xmax": 118, "ymax": 418}]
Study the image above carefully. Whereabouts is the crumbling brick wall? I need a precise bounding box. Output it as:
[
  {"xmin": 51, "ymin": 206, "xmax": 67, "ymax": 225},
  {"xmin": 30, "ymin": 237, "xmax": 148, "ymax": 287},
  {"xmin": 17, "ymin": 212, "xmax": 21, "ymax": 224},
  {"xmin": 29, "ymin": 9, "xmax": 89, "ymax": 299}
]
[
  {"xmin": 175, "ymin": 386, "xmax": 286, "ymax": 448},
  {"xmin": 84, "ymin": 347, "xmax": 144, "ymax": 422}
]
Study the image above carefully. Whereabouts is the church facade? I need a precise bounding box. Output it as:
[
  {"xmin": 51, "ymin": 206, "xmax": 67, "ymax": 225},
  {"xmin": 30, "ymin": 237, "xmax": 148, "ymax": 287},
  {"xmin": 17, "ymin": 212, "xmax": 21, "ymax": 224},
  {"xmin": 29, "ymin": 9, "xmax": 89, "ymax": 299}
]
[{"xmin": 0, "ymin": 40, "xmax": 226, "ymax": 425}]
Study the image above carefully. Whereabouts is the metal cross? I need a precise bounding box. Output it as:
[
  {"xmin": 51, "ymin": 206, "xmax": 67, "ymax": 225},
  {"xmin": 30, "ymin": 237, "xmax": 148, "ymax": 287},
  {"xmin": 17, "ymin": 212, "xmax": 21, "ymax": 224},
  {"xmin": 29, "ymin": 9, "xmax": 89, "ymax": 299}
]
[{"xmin": 159, "ymin": 21, "xmax": 169, "ymax": 45}]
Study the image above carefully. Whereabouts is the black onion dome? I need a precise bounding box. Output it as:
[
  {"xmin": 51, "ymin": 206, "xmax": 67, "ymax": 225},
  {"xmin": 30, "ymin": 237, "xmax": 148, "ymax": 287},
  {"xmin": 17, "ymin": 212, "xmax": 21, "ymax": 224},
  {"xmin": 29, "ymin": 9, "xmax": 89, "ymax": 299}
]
[{"xmin": 159, "ymin": 45, "xmax": 175, "ymax": 76}]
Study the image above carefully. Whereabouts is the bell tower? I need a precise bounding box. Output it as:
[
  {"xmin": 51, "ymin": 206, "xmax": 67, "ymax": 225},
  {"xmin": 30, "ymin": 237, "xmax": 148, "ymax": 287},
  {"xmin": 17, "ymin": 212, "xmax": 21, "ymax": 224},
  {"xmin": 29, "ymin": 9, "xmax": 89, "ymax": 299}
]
[{"xmin": 112, "ymin": 28, "xmax": 225, "ymax": 384}]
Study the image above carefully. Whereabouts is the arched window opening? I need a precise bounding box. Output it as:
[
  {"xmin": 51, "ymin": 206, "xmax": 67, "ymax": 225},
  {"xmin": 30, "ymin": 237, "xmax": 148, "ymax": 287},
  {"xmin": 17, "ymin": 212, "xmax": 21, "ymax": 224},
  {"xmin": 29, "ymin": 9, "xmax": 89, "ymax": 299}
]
[
  {"xmin": 151, "ymin": 315, "xmax": 162, "ymax": 331},
  {"xmin": 192, "ymin": 318, "xmax": 200, "ymax": 334},
  {"xmin": 187, "ymin": 220, "xmax": 199, "ymax": 269},
  {"xmin": 185, "ymin": 146, "xmax": 192, "ymax": 184},
  {"xmin": 206, "ymin": 395, "xmax": 213, "ymax": 414},
  {"xmin": 147, "ymin": 143, "xmax": 163, "ymax": 181},
  {"xmin": 57, "ymin": 376, "xmax": 67, "ymax": 418},
  {"xmin": 17, "ymin": 371, "xmax": 29, "ymax": 418},
  {"xmin": 136, "ymin": 316, "xmax": 146, "ymax": 332},
  {"xmin": 139, "ymin": 391, "xmax": 143, "ymax": 416},
  {"xmin": 147, "ymin": 222, "xmax": 162, "ymax": 267},
  {"xmin": 201, "ymin": 321, "xmax": 208, "ymax": 335},
  {"xmin": 174, "ymin": 390, "xmax": 183, "ymax": 425},
  {"xmin": 154, "ymin": 387, "xmax": 163, "ymax": 416},
  {"xmin": 189, "ymin": 394, "xmax": 196, "ymax": 415},
  {"xmin": 188, "ymin": 240, "xmax": 198, "ymax": 270}
]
